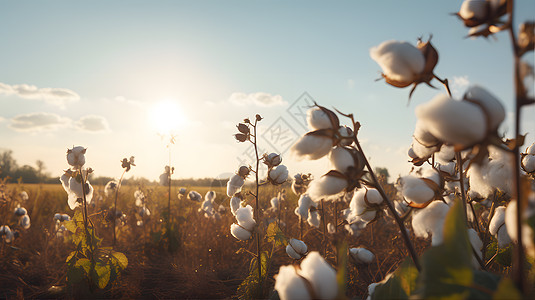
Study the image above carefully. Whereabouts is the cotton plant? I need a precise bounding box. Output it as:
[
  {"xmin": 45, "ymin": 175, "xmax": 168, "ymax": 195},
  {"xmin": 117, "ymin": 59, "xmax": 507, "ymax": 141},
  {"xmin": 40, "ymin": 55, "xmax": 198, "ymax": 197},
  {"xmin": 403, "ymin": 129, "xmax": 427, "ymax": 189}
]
[
  {"xmin": 199, "ymin": 190, "xmax": 221, "ymax": 220},
  {"xmin": 349, "ymin": 247, "xmax": 375, "ymax": 265},
  {"xmin": 398, "ymin": 168, "xmax": 443, "ymax": 208},
  {"xmin": 274, "ymin": 251, "xmax": 338, "ymax": 300},
  {"xmin": 60, "ymin": 147, "xmax": 94, "ymax": 211},
  {"xmin": 294, "ymin": 193, "xmax": 320, "ymax": 229},
  {"xmin": 344, "ymin": 186, "xmax": 384, "ymax": 236},
  {"xmin": 455, "ymin": 0, "xmax": 509, "ymax": 38},
  {"xmin": 104, "ymin": 180, "xmax": 119, "ymax": 198},
  {"xmin": 14, "ymin": 206, "xmax": 31, "ymax": 230},
  {"xmin": 109, "ymin": 155, "xmax": 135, "ymax": 246}
]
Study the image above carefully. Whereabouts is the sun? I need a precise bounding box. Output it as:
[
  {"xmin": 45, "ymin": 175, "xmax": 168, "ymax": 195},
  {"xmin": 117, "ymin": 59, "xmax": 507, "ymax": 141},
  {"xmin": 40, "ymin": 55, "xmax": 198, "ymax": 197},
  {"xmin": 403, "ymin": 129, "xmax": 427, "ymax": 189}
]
[{"xmin": 148, "ymin": 99, "xmax": 185, "ymax": 135}]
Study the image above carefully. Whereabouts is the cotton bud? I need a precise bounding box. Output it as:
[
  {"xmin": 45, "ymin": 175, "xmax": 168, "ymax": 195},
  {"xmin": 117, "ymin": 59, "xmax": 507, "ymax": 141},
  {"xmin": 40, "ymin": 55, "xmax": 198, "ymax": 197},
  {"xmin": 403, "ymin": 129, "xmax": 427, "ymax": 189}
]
[
  {"xmin": 255, "ymin": 114, "xmax": 262, "ymax": 121},
  {"xmin": 521, "ymin": 142, "xmax": 535, "ymax": 173},
  {"xmin": 291, "ymin": 134, "xmax": 334, "ymax": 161},
  {"xmin": 307, "ymin": 172, "xmax": 348, "ymax": 202},
  {"xmin": 286, "ymin": 238, "xmax": 308, "ymax": 259},
  {"xmin": 187, "ymin": 191, "xmax": 202, "ymax": 202},
  {"xmin": 489, "ymin": 206, "xmax": 511, "ymax": 248},
  {"xmin": 505, "ymin": 197, "xmax": 535, "ymax": 257},
  {"xmin": 66, "ymin": 146, "xmax": 86, "ymax": 168},
  {"xmin": 1, "ymin": 225, "xmax": 14, "ymax": 243},
  {"xmin": 227, "ymin": 174, "xmax": 245, "ymax": 197},
  {"xmin": 20, "ymin": 214, "xmax": 31, "ymax": 230},
  {"xmin": 238, "ymin": 166, "xmax": 250, "ymax": 178},
  {"xmin": 268, "ymin": 165, "xmax": 289, "ymax": 185},
  {"xmin": 349, "ymin": 247, "xmax": 375, "ymax": 264},
  {"xmin": 412, "ymin": 200, "xmax": 450, "ymax": 245},
  {"xmin": 338, "ymin": 126, "xmax": 354, "ymax": 146},
  {"xmin": 14, "ymin": 206, "xmax": 27, "ymax": 217}
]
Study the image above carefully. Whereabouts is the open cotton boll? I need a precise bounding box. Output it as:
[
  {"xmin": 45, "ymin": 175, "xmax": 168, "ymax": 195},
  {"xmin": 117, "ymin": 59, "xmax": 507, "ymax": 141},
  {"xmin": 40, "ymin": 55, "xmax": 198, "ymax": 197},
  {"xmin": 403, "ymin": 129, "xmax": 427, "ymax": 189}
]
[
  {"xmin": 489, "ymin": 206, "xmax": 511, "ymax": 248},
  {"xmin": 205, "ymin": 191, "xmax": 216, "ymax": 202},
  {"xmin": 414, "ymin": 120, "xmax": 440, "ymax": 147},
  {"xmin": 401, "ymin": 175, "xmax": 436, "ymax": 205},
  {"xmin": 468, "ymin": 228, "xmax": 483, "ymax": 269},
  {"xmin": 230, "ymin": 223, "xmax": 253, "ymax": 240},
  {"xmin": 295, "ymin": 194, "xmax": 314, "ymax": 220},
  {"xmin": 20, "ymin": 214, "xmax": 31, "ymax": 230},
  {"xmin": 329, "ymin": 146, "xmax": 355, "ymax": 173},
  {"xmin": 104, "ymin": 180, "xmax": 118, "ymax": 198},
  {"xmin": 188, "ymin": 191, "xmax": 202, "ymax": 202},
  {"xmin": 505, "ymin": 199, "xmax": 535, "ymax": 257},
  {"xmin": 308, "ymin": 210, "xmax": 321, "ymax": 228},
  {"xmin": 307, "ymin": 107, "xmax": 334, "ymax": 130},
  {"xmin": 349, "ymin": 247, "xmax": 375, "ymax": 264},
  {"xmin": 467, "ymin": 164, "xmax": 494, "ymax": 198},
  {"xmin": 327, "ymin": 223, "xmax": 336, "ymax": 234},
  {"xmin": 338, "ymin": 126, "xmax": 354, "ymax": 146},
  {"xmin": 134, "ymin": 190, "xmax": 145, "ymax": 207},
  {"xmin": 436, "ymin": 145, "xmax": 455, "ymax": 163},
  {"xmin": 0, "ymin": 225, "xmax": 14, "ymax": 243},
  {"xmin": 226, "ymin": 174, "xmax": 245, "ymax": 197},
  {"xmin": 416, "ymin": 94, "xmax": 487, "ymax": 147},
  {"xmin": 275, "ymin": 265, "xmax": 311, "ymax": 300},
  {"xmin": 523, "ymin": 155, "xmax": 535, "ymax": 173},
  {"xmin": 411, "ymin": 138, "xmax": 439, "ymax": 159},
  {"xmin": 459, "ymin": 0, "xmax": 488, "ymax": 20},
  {"xmin": 412, "ymin": 200, "xmax": 450, "ymax": 245},
  {"xmin": 14, "ymin": 206, "xmax": 27, "ymax": 217},
  {"xmin": 370, "ymin": 40, "xmax": 425, "ymax": 84},
  {"xmin": 437, "ymin": 162, "xmax": 456, "ymax": 176},
  {"xmin": 307, "ymin": 175, "xmax": 347, "ymax": 202},
  {"xmin": 464, "ymin": 85, "xmax": 505, "ymax": 132},
  {"xmin": 19, "ymin": 191, "xmax": 29, "ymax": 201},
  {"xmin": 230, "ymin": 195, "xmax": 241, "ymax": 216},
  {"xmin": 299, "ymin": 251, "xmax": 338, "ymax": 300},
  {"xmin": 291, "ymin": 135, "xmax": 333, "ymax": 161},
  {"xmin": 286, "ymin": 238, "xmax": 308, "ymax": 259},
  {"xmin": 66, "ymin": 146, "xmax": 86, "ymax": 168},
  {"xmin": 235, "ymin": 205, "xmax": 256, "ymax": 231},
  {"xmin": 269, "ymin": 165, "xmax": 289, "ymax": 185}
]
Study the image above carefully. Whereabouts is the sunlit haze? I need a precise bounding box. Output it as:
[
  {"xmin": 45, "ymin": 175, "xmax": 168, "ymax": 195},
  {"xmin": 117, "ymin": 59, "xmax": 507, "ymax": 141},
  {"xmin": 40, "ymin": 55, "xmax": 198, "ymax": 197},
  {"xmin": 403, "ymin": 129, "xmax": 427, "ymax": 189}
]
[{"xmin": 1, "ymin": 1, "xmax": 534, "ymax": 183}]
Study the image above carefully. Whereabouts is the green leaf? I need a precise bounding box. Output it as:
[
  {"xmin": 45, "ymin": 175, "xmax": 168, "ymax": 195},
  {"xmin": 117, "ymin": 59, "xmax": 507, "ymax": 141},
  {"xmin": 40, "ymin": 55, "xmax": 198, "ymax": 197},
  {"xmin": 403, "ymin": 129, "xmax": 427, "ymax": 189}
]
[
  {"xmin": 492, "ymin": 277, "xmax": 522, "ymax": 300},
  {"xmin": 75, "ymin": 258, "xmax": 91, "ymax": 275},
  {"xmin": 470, "ymin": 270, "xmax": 501, "ymax": 299},
  {"xmin": 336, "ymin": 242, "xmax": 348, "ymax": 299},
  {"xmin": 63, "ymin": 220, "xmax": 78, "ymax": 233},
  {"xmin": 414, "ymin": 199, "xmax": 474, "ymax": 299},
  {"xmin": 373, "ymin": 258, "xmax": 418, "ymax": 300},
  {"xmin": 266, "ymin": 223, "xmax": 287, "ymax": 247},
  {"xmin": 485, "ymin": 240, "xmax": 512, "ymax": 267},
  {"xmin": 66, "ymin": 251, "xmax": 77, "ymax": 264},
  {"xmin": 111, "ymin": 251, "xmax": 128, "ymax": 270},
  {"xmin": 91, "ymin": 262, "xmax": 111, "ymax": 289},
  {"xmin": 66, "ymin": 265, "xmax": 84, "ymax": 285}
]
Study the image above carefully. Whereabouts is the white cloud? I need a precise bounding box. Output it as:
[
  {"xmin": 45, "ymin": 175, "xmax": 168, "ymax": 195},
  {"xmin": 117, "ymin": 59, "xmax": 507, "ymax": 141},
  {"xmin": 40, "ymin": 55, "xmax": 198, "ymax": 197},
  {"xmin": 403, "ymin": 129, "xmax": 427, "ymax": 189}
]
[
  {"xmin": 450, "ymin": 76, "xmax": 470, "ymax": 98},
  {"xmin": 9, "ymin": 112, "xmax": 71, "ymax": 132},
  {"xmin": 228, "ymin": 92, "xmax": 287, "ymax": 107},
  {"xmin": 0, "ymin": 82, "xmax": 80, "ymax": 108},
  {"xmin": 75, "ymin": 115, "xmax": 110, "ymax": 133},
  {"xmin": 114, "ymin": 96, "xmax": 144, "ymax": 108}
]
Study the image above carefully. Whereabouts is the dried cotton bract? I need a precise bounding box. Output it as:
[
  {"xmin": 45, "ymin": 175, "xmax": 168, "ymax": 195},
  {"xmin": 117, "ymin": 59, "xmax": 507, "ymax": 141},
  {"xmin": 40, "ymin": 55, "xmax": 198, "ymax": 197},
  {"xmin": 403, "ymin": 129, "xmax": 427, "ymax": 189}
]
[{"xmin": 274, "ymin": 251, "xmax": 338, "ymax": 300}]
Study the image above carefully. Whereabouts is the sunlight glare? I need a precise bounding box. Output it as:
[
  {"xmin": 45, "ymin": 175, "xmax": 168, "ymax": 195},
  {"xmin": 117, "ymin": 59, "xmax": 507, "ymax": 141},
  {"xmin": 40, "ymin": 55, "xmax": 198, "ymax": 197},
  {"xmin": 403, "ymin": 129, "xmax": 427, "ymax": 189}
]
[{"xmin": 149, "ymin": 99, "xmax": 185, "ymax": 135}]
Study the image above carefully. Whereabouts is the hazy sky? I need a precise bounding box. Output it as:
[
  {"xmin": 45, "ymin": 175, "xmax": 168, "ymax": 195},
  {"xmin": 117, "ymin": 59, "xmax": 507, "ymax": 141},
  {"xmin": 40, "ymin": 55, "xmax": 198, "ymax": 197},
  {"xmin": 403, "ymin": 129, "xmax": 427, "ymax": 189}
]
[{"xmin": 1, "ymin": 1, "xmax": 534, "ymax": 182}]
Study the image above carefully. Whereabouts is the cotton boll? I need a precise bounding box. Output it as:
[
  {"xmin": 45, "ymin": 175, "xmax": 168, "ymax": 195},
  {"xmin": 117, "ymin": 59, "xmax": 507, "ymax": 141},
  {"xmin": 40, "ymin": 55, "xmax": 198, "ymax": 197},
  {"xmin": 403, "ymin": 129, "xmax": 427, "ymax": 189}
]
[
  {"xmin": 345, "ymin": 220, "xmax": 367, "ymax": 236},
  {"xmin": 459, "ymin": 0, "xmax": 488, "ymax": 20},
  {"xmin": 299, "ymin": 251, "xmax": 338, "ymax": 300},
  {"xmin": 265, "ymin": 152, "xmax": 282, "ymax": 167},
  {"xmin": 205, "ymin": 191, "xmax": 216, "ymax": 202},
  {"xmin": 489, "ymin": 206, "xmax": 511, "ymax": 248},
  {"xmin": 349, "ymin": 247, "xmax": 375, "ymax": 264},
  {"xmin": 416, "ymin": 94, "xmax": 487, "ymax": 147},
  {"xmin": 307, "ymin": 107, "xmax": 334, "ymax": 130},
  {"xmin": 436, "ymin": 145, "xmax": 456, "ymax": 163},
  {"xmin": 66, "ymin": 146, "xmax": 86, "ymax": 168},
  {"xmin": 412, "ymin": 200, "xmax": 450, "ymax": 245},
  {"xmin": 467, "ymin": 164, "xmax": 494, "ymax": 198},
  {"xmin": 437, "ymin": 162, "xmax": 456, "ymax": 177},
  {"xmin": 230, "ymin": 195, "xmax": 241, "ymax": 216},
  {"xmin": 274, "ymin": 265, "xmax": 311, "ymax": 300},
  {"xmin": 105, "ymin": 181, "xmax": 118, "ymax": 198},
  {"xmin": 20, "ymin": 214, "xmax": 31, "ymax": 230},
  {"xmin": 227, "ymin": 174, "xmax": 245, "ymax": 197},
  {"xmin": 19, "ymin": 191, "xmax": 29, "ymax": 201},
  {"xmin": 188, "ymin": 191, "xmax": 202, "ymax": 202},
  {"xmin": 230, "ymin": 223, "xmax": 253, "ymax": 241},
  {"xmin": 295, "ymin": 194, "xmax": 315, "ymax": 220},
  {"xmin": 327, "ymin": 223, "xmax": 336, "ymax": 234},
  {"xmin": 14, "ymin": 207, "xmax": 27, "ymax": 217},
  {"xmin": 338, "ymin": 126, "xmax": 354, "ymax": 146},
  {"xmin": 329, "ymin": 146, "xmax": 355, "ymax": 173},
  {"xmin": 235, "ymin": 205, "xmax": 256, "ymax": 231},
  {"xmin": 134, "ymin": 190, "xmax": 145, "ymax": 207},
  {"xmin": 307, "ymin": 175, "xmax": 347, "ymax": 202},
  {"xmin": 522, "ymin": 155, "xmax": 535, "ymax": 173},
  {"xmin": 401, "ymin": 175, "xmax": 436, "ymax": 205},
  {"xmin": 370, "ymin": 40, "xmax": 425, "ymax": 84},
  {"xmin": 0, "ymin": 225, "xmax": 14, "ymax": 243},
  {"xmin": 308, "ymin": 210, "xmax": 321, "ymax": 228},
  {"xmin": 468, "ymin": 228, "xmax": 483, "ymax": 269},
  {"xmin": 286, "ymin": 238, "xmax": 308, "ymax": 259},
  {"xmin": 464, "ymin": 85, "xmax": 505, "ymax": 132},
  {"xmin": 291, "ymin": 135, "xmax": 333, "ymax": 161},
  {"xmin": 61, "ymin": 214, "xmax": 71, "ymax": 221},
  {"xmin": 269, "ymin": 165, "xmax": 289, "ymax": 185},
  {"xmin": 139, "ymin": 206, "xmax": 151, "ymax": 217},
  {"xmin": 54, "ymin": 213, "xmax": 62, "ymax": 221},
  {"xmin": 414, "ymin": 120, "xmax": 440, "ymax": 147},
  {"xmin": 505, "ymin": 199, "xmax": 535, "ymax": 257},
  {"xmin": 411, "ymin": 138, "xmax": 439, "ymax": 159}
]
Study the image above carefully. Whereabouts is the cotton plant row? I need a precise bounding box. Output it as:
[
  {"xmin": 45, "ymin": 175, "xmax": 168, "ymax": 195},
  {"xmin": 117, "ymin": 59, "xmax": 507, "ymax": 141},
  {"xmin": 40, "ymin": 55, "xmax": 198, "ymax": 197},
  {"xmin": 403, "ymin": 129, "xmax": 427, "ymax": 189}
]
[{"xmin": 271, "ymin": 0, "xmax": 534, "ymax": 298}]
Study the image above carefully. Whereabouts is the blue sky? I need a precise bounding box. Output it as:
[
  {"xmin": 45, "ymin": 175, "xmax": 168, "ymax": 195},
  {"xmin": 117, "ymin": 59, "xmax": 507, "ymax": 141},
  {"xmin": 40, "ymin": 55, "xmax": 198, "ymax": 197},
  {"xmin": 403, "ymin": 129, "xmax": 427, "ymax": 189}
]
[{"xmin": 1, "ymin": 1, "xmax": 534, "ymax": 182}]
